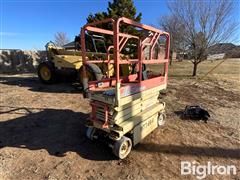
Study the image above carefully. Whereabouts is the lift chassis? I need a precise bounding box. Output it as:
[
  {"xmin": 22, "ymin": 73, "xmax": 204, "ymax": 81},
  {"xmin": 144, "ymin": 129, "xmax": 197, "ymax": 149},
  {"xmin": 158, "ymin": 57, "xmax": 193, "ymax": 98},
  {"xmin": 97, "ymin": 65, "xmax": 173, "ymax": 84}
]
[{"xmin": 81, "ymin": 17, "xmax": 170, "ymax": 159}]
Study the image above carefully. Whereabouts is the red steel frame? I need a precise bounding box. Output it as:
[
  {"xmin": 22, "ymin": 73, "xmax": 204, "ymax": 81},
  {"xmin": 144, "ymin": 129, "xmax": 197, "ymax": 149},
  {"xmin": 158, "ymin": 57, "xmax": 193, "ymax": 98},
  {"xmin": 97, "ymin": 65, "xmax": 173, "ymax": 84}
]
[
  {"xmin": 81, "ymin": 17, "xmax": 170, "ymax": 88},
  {"xmin": 80, "ymin": 17, "xmax": 170, "ymax": 128}
]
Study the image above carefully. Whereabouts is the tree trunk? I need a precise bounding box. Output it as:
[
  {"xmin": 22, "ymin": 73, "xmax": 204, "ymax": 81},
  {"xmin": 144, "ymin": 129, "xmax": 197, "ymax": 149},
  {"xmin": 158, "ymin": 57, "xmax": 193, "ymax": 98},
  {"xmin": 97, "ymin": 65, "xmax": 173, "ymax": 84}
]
[
  {"xmin": 192, "ymin": 62, "xmax": 198, "ymax": 76},
  {"xmin": 169, "ymin": 50, "xmax": 173, "ymax": 66}
]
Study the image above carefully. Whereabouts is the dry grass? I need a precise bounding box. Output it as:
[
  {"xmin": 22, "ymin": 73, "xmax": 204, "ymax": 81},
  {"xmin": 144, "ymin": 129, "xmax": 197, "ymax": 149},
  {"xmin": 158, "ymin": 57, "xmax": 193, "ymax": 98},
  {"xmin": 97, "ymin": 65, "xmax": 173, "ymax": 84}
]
[{"xmin": 168, "ymin": 58, "xmax": 240, "ymax": 80}]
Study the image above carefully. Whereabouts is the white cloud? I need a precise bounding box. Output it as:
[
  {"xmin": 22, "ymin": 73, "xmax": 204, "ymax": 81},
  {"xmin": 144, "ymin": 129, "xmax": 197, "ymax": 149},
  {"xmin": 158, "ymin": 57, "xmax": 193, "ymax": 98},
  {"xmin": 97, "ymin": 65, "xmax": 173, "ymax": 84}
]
[{"xmin": 0, "ymin": 32, "xmax": 23, "ymax": 36}]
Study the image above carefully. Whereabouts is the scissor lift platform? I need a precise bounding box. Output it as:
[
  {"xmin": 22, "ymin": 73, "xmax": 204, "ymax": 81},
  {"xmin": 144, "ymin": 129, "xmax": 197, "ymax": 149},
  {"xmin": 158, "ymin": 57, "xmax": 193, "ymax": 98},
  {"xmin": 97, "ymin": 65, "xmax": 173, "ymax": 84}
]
[{"xmin": 81, "ymin": 17, "xmax": 170, "ymax": 159}]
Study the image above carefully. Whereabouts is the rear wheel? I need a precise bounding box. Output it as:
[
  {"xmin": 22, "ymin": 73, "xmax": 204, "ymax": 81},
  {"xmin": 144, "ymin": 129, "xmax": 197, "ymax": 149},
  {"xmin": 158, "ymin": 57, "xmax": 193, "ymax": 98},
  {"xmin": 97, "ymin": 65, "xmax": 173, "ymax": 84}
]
[
  {"xmin": 78, "ymin": 64, "xmax": 103, "ymax": 94},
  {"xmin": 112, "ymin": 136, "xmax": 132, "ymax": 159},
  {"xmin": 79, "ymin": 64, "xmax": 103, "ymax": 83},
  {"xmin": 37, "ymin": 62, "xmax": 56, "ymax": 84},
  {"xmin": 157, "ymin": 113, "xmax": 166, "ymax": 126}
]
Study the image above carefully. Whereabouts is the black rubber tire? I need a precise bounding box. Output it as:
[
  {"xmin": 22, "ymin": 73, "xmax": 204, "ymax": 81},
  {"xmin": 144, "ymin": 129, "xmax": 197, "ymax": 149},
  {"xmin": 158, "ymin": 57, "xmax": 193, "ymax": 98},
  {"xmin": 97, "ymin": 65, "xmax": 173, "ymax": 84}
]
[
  {"xmin": 37, "ymin": 61, "xmax": 56, "ymax": 84},
  {"xmin": 157, "ymin": 113, "xmax": 166, "ymax": 126},
  {"xmin": 131, "ymin": 63, "xmax": 146, "ymax": 74},
  {"xmin": 79, "ymin": 63, "xmax": 103, "ymax": 88},
  {"xmin": 87, "ymin": 63, "xmax": 103, "ymax": 81},
  {"xmin": 112, "ymin": 136, "xmax": 132, "ymax": 159},
  {"xmin": 86, "ymin": 127, "xmax": 96, "ymax": 140}
]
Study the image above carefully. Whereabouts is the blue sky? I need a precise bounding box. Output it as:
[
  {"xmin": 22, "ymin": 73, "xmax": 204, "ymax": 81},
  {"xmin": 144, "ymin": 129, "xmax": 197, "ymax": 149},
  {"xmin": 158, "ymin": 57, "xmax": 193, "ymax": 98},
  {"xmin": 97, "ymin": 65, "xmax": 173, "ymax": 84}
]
[{"xmin": 0, "ymin": 0, "xmax": 239, "ymax": 50}]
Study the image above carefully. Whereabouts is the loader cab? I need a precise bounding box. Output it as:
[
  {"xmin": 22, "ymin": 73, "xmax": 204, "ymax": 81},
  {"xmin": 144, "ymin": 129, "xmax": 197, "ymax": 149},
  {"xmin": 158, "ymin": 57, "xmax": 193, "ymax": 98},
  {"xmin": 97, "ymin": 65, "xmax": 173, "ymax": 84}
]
[{"xmin": 74, "ymin": 34, "xmax": 107, "ymax": 53}]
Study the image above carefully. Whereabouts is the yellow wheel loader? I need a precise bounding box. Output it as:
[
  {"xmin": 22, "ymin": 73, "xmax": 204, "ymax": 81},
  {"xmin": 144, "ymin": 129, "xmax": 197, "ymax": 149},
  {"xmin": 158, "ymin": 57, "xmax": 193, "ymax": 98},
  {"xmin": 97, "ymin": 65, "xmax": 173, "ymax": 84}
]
[{"xmin": 37, "ymin": 34, "xmax": 111, "ymax": 85}]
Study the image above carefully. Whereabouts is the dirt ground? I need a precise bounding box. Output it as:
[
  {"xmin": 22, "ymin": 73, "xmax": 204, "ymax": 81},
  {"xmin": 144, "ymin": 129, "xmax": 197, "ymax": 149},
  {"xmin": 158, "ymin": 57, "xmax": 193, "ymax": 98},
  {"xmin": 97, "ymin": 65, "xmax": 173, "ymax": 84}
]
[{"xmin": 0, "ymin": 59, "xmax": 240, "ymax": 180}]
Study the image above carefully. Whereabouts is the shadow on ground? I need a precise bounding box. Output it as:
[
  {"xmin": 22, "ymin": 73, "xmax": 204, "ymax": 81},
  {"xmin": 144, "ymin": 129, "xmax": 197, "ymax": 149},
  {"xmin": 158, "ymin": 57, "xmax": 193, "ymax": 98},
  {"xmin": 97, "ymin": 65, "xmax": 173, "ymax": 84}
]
[
  {"xmin": 1, "ymin": 107, "xmax": 239, "ymax": 161},
  {"xmin": 135, "ymin": 143, "xmax": 240, "ymax": 159},
  {"xmin": 0, "ymin": 75, "xmax": 82, "ymax": 93},
  {"xmin": 0, "ymin": 107, "xmax": 115, "ymax": 161}
]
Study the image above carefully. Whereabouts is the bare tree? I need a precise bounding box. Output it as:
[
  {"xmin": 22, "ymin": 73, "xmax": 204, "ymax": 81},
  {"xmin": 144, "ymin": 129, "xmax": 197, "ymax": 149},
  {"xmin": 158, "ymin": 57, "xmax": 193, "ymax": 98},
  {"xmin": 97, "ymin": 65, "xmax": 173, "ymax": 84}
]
[
  {"xmin": 54, "ymin": 32, "xmax": 70, "ymax": 47},
  {"xmin": 160, "ymin": 15, "xmax": 187, "ymax": 65},
  {"xmin": 160, "ymin": 0, "xmax": 238, "ymax": 76}
]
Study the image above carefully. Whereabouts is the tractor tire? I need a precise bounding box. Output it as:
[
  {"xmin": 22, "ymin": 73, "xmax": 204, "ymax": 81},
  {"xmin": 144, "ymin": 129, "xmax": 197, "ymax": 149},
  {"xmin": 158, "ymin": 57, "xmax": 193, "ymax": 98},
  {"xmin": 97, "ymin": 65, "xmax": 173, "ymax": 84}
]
[
  {"xmin": 37, "ymin": 61, "xmax": 56, "ymax": 84},
  {"xmin": 79, "ymin": 63, "xmax": 103, "ymax": 87},
  {"xmin": 79, "ymin": 64, "xmax": 103, "ymax": 84},
  {"xmin": 112, "ymin": 136, "xmax": 132, "ymax": 159},
  {"xmin": 131, "ymin": 63, "xmax": 146, "ymax": 74},
  {"xmin": 87, "ymin": 63, "xmax": 103, "ymax": 81}
]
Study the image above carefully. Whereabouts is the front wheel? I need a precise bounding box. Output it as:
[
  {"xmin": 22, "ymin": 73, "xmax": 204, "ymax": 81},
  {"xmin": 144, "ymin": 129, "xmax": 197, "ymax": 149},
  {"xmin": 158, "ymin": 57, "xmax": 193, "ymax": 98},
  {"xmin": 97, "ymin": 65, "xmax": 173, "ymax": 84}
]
[
  {"xmin": 86, "ymin": 127, "xmax": 96, "ymax": 140},
  {"xmin": 37, "ymin": 62, "xmax": 56, "ymax": 84},
  {"xmin": 112, "ymin": 136, "xmax": 132, "ymax": 159}
]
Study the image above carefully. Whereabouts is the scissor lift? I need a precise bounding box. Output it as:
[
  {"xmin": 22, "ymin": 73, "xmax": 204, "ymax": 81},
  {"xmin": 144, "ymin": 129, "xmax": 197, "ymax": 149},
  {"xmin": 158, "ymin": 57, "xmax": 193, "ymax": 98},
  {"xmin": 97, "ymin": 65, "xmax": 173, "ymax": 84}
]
[{"xmin": 81, "ymin": 17, "xmax": 170, "ymax": 159}]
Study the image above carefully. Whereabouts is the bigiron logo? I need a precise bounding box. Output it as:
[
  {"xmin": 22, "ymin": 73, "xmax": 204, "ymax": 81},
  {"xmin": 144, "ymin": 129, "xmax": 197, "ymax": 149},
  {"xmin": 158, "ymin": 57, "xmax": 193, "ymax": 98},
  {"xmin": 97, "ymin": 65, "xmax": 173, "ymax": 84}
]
[{"xmin": 180, "ymin": 161, "xmax": 237, "ymax": 179}]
